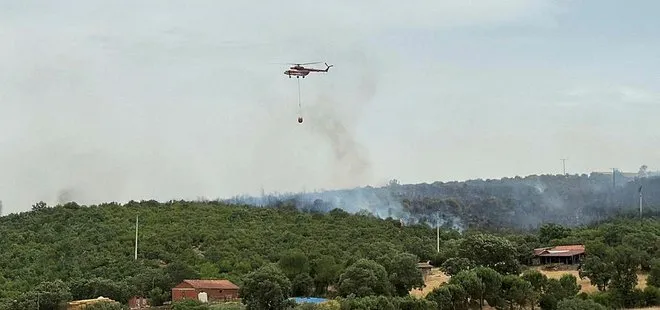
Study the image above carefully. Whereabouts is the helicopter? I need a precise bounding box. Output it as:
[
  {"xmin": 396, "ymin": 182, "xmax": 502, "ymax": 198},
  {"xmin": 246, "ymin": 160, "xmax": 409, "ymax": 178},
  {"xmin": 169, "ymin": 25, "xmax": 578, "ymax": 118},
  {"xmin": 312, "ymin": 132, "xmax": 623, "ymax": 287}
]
[{"xmin": 283, "ymin": 62, "xmax": 333, "ymax": 78}]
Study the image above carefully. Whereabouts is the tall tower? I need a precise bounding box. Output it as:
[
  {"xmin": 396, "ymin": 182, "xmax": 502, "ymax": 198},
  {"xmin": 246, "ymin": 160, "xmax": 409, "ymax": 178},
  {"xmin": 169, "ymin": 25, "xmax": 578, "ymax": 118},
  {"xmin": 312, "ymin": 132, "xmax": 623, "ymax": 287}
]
[{"xmin": 0, "ymin": 200, "xmax": 3, "ymax": 217}]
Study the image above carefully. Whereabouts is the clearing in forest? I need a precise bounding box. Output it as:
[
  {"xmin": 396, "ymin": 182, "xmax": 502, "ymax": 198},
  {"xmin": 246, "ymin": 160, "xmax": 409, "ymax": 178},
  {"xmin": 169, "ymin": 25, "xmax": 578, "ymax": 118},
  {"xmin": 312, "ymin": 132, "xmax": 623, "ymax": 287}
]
[{"xmin": 410, "ymin": 267, "xmax": 650, "ymax": 297}]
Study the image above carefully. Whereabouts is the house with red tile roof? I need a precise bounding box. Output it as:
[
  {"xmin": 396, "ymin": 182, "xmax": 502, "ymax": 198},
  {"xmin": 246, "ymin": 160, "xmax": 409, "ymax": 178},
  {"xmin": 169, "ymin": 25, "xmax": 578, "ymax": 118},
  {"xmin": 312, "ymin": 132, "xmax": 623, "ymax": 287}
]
[
  {"xmin": 172, "ymin": 279, "xmax": 240, "ymax": 302},
  {"xmin": 532, "ymin": 244, "xmax": 585, "ymax": 265}
]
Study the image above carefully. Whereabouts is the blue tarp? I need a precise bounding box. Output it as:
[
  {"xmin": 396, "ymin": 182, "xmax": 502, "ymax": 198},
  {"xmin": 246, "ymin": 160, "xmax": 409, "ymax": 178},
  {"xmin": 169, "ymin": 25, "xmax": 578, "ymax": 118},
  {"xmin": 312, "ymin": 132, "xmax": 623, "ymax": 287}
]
[{"xmin": 290, "ymin": 297, "xmax": 328, "ymax": 304}]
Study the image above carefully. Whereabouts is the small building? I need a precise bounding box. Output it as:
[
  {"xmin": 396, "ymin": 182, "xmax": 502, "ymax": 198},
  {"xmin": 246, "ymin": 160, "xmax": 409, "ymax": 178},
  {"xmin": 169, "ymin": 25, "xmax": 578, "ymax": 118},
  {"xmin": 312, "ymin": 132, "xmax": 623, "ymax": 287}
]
[
  {"xmin": 172, "ymin": 279, "xmax": 240, "ymax": 302},
  {"xmin": 532, "ymin": 244, "xmax": 585, "ymax": 265},
  {"xmin": 417, "ymin": 261, "xmax": 434, "ymax": 280},
  {"xmin": 128, "ymin": 296, "xmax": 149, "ymax": 309}
]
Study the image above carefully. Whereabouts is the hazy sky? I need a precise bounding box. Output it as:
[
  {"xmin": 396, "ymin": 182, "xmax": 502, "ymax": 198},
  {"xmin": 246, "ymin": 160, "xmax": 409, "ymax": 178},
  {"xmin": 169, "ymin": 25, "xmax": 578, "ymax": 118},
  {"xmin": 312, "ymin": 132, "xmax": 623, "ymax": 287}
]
[{"xmin": 1, "ymin": 0, "xmax": 659, "ymax": 213}]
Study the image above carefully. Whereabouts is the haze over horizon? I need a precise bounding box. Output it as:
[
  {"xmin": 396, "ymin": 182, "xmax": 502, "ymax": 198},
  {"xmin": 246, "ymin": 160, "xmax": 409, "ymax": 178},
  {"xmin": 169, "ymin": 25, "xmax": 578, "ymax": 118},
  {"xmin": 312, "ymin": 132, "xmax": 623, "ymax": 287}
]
[{"xmin": 1, "ymin": 0, "xmax": 659, "ymax": 214}]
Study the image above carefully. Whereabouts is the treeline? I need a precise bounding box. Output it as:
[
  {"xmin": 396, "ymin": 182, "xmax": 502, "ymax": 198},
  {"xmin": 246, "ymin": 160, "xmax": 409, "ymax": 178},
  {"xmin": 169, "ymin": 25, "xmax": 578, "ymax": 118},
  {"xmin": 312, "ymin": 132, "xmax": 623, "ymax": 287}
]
[
  {"xmin": 0, "ymin": 200, "xmax": 659, "ymax": 309},
  {"xmin": 229, "ymin": 172, "xmax": 660, "ymax": 230}
]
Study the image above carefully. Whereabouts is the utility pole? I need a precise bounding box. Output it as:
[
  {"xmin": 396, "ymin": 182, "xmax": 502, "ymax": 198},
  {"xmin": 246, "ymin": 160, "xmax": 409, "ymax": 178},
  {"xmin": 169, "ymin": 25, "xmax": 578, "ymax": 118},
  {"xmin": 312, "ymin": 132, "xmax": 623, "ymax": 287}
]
[
  {"xmin": 134, "ymin": 215, "xmax": 139, "ymax": 260},
  {"xmin": 436, "ymin": 225, "xmax": 440, "ymax": 253},
  {"xmin": 436, "ymin": 212, "xmax": 440, "ymax": 253},
  {"xmin": 639, "ymin": 185, "xmax": 643, "ymax": 223},
  {"xmin": 560, "ymin": 158, "xmax": 567, "ymax": 176}
]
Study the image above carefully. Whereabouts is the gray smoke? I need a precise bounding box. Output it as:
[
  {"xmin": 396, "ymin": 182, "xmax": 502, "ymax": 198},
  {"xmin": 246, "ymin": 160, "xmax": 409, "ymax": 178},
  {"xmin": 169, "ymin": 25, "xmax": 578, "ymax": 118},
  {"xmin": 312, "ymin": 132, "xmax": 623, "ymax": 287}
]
[
  {"xmin": 306, "ymin": 98, "xmax": 372, "ymax": 188},
  {"xmin": 397, "ymin": 209, "xmax": 466, "ymax": 232},
  {"xmin": 56, "ymin": 188, "xmax": 76, "ymax": 205},
  {"xmin": 226, "ymin": 180, "xmax": 469, "ymax": 233},
  {"xmin": 304, "ymin": 50, "xmax": 378, "ymax": 189}
]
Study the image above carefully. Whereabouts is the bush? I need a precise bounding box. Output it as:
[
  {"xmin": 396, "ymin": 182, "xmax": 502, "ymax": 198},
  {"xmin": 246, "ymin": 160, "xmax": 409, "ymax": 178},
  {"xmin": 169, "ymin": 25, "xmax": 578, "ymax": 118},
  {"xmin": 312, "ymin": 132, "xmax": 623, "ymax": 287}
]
[
  {"xmin": 584, "ymin": 288, "xmax": 659, "ymax": 309},
  {"xmin": 627, "ymin": 288, "xmax": 647, "ymax": 309},
  {"xmin": 341, "ymin": 296, "xmax": 395, "ymax": 310},
  {"xmin": 331, "ymin": 296, "xmax": 436, "ymax": 310},
  {"xmin": 85, "ymin": 301, "xmax": 126, "ymax": 310},
  {"xmin": 211, "ymin": 302, "xmax": 246, "ymax": 310},
  {"xmin": 643, "ymin": 286, "xmax": 660, "ymax": 307},
  {"xmin": 171, "ymin": 299, "xmax": 210, "ymax": 310},
  {"xmin": 539, "ymin": 293, "xmax": 558, "ymax": 310},
  {"xmin": 317, "ymin": 300, "xmax": 341, "ymax": 310},
  {"xmin": 588, "ymin": 291, "xmax": 615, "ymax": 308},
  {"xmin": 294, "ymin": 304, "xmax": 319, "ymax": 310},
  {"xmin": 556, "ymin": 298, "xmax": 607, "ymax": 310},
  {"xmin": 391, "ymin": 296, "xmax": 437, "ymax": 310},
  {"xmin": 648, "ymin": 259, "xmax": 660, "ymax": 287},
  {"xmin": 291, "ymin": 300, "xmax": 340, "ymax": 310}
]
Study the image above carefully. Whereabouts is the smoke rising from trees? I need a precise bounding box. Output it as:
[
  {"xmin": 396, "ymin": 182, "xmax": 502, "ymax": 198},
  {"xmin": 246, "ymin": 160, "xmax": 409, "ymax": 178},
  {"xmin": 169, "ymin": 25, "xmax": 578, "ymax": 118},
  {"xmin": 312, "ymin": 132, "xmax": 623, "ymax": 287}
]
[{"xmin": 228, "ymin": 170, "xmax": 660, "ymax": 231}]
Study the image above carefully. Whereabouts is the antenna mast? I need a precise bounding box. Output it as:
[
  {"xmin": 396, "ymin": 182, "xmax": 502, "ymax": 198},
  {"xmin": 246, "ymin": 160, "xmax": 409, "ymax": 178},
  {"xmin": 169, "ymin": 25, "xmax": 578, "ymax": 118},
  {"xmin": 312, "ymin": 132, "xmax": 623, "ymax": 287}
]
[{"xmin": 560, "ymin": 158, "xmax": 567, "ymax": 176}]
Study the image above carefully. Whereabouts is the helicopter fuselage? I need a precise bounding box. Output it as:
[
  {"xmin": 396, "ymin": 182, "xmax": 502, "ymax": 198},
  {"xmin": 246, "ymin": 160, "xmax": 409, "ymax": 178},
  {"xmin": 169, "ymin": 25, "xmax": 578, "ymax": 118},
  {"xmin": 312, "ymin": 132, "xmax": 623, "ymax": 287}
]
[{"xmin": 284, "ymin": 70, "xmax": 309, "ymax": 78}]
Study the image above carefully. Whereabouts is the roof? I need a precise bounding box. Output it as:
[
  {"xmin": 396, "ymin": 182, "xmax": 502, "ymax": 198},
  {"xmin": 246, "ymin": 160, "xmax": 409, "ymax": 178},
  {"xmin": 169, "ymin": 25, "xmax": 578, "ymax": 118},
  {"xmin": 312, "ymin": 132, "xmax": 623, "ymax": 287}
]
[
  {"xmin": 68, "ymin": 297, "xmax": 114, "ymax": 305},
  {"xmin": 552, "ymin": 245, "xmax": 585, "ymax": 251},
  {"xmin": 417, "ymin": 262, "xmax": 433, "ymax": 269},
  {"xmin": 533, "ymin": 244, "xmax": 585, "ymax": 257},
  {"xmin": 177, "ymin": 279, "xmax": 239, "ymax": 290},
  {"xmin": 533, "ymin": 247, "xmax": 551, "ymax": 255}
]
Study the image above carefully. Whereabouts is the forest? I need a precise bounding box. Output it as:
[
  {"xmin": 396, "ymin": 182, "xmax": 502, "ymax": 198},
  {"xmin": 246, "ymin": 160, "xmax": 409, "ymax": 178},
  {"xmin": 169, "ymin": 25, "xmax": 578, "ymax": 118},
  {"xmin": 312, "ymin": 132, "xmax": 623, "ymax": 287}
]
[
  {"xmin": 228, "ymin": 170, "xmax": 660, "ymax": 231},
  {"xmin": 0, "ymin": 172, "xmax": 659, "ymax": 309}
]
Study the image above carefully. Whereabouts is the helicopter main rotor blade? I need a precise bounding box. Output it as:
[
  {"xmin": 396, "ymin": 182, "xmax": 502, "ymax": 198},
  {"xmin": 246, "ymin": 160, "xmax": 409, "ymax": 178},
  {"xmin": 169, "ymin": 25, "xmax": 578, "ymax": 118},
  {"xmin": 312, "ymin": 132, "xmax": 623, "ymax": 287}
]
[{"xmin": 287, "ymin": 61, "xmax": 322, "ymax": 66}]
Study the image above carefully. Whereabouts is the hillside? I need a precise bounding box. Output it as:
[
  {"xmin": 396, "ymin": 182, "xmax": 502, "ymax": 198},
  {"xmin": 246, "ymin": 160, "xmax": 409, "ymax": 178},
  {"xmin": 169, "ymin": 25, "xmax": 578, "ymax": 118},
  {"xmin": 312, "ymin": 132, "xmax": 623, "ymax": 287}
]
[
  {"xmin": 228, "ymin": 172, "xmax": 660, "ymax": 231},
  {"xmin": 0, "ymin": 200, "xmax": 446, "ymax": 306},
  {"xmin": 0, "ymin": 199, "xmax": 659, "ymax": 309}
]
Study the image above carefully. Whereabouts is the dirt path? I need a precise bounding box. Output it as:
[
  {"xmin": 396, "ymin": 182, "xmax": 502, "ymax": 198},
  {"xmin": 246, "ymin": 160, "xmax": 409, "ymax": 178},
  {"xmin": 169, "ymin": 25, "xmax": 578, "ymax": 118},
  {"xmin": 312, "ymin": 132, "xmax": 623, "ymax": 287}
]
[{"xmin": 410, "ymin": 268, "xmax": 450, "ymax": 297}]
